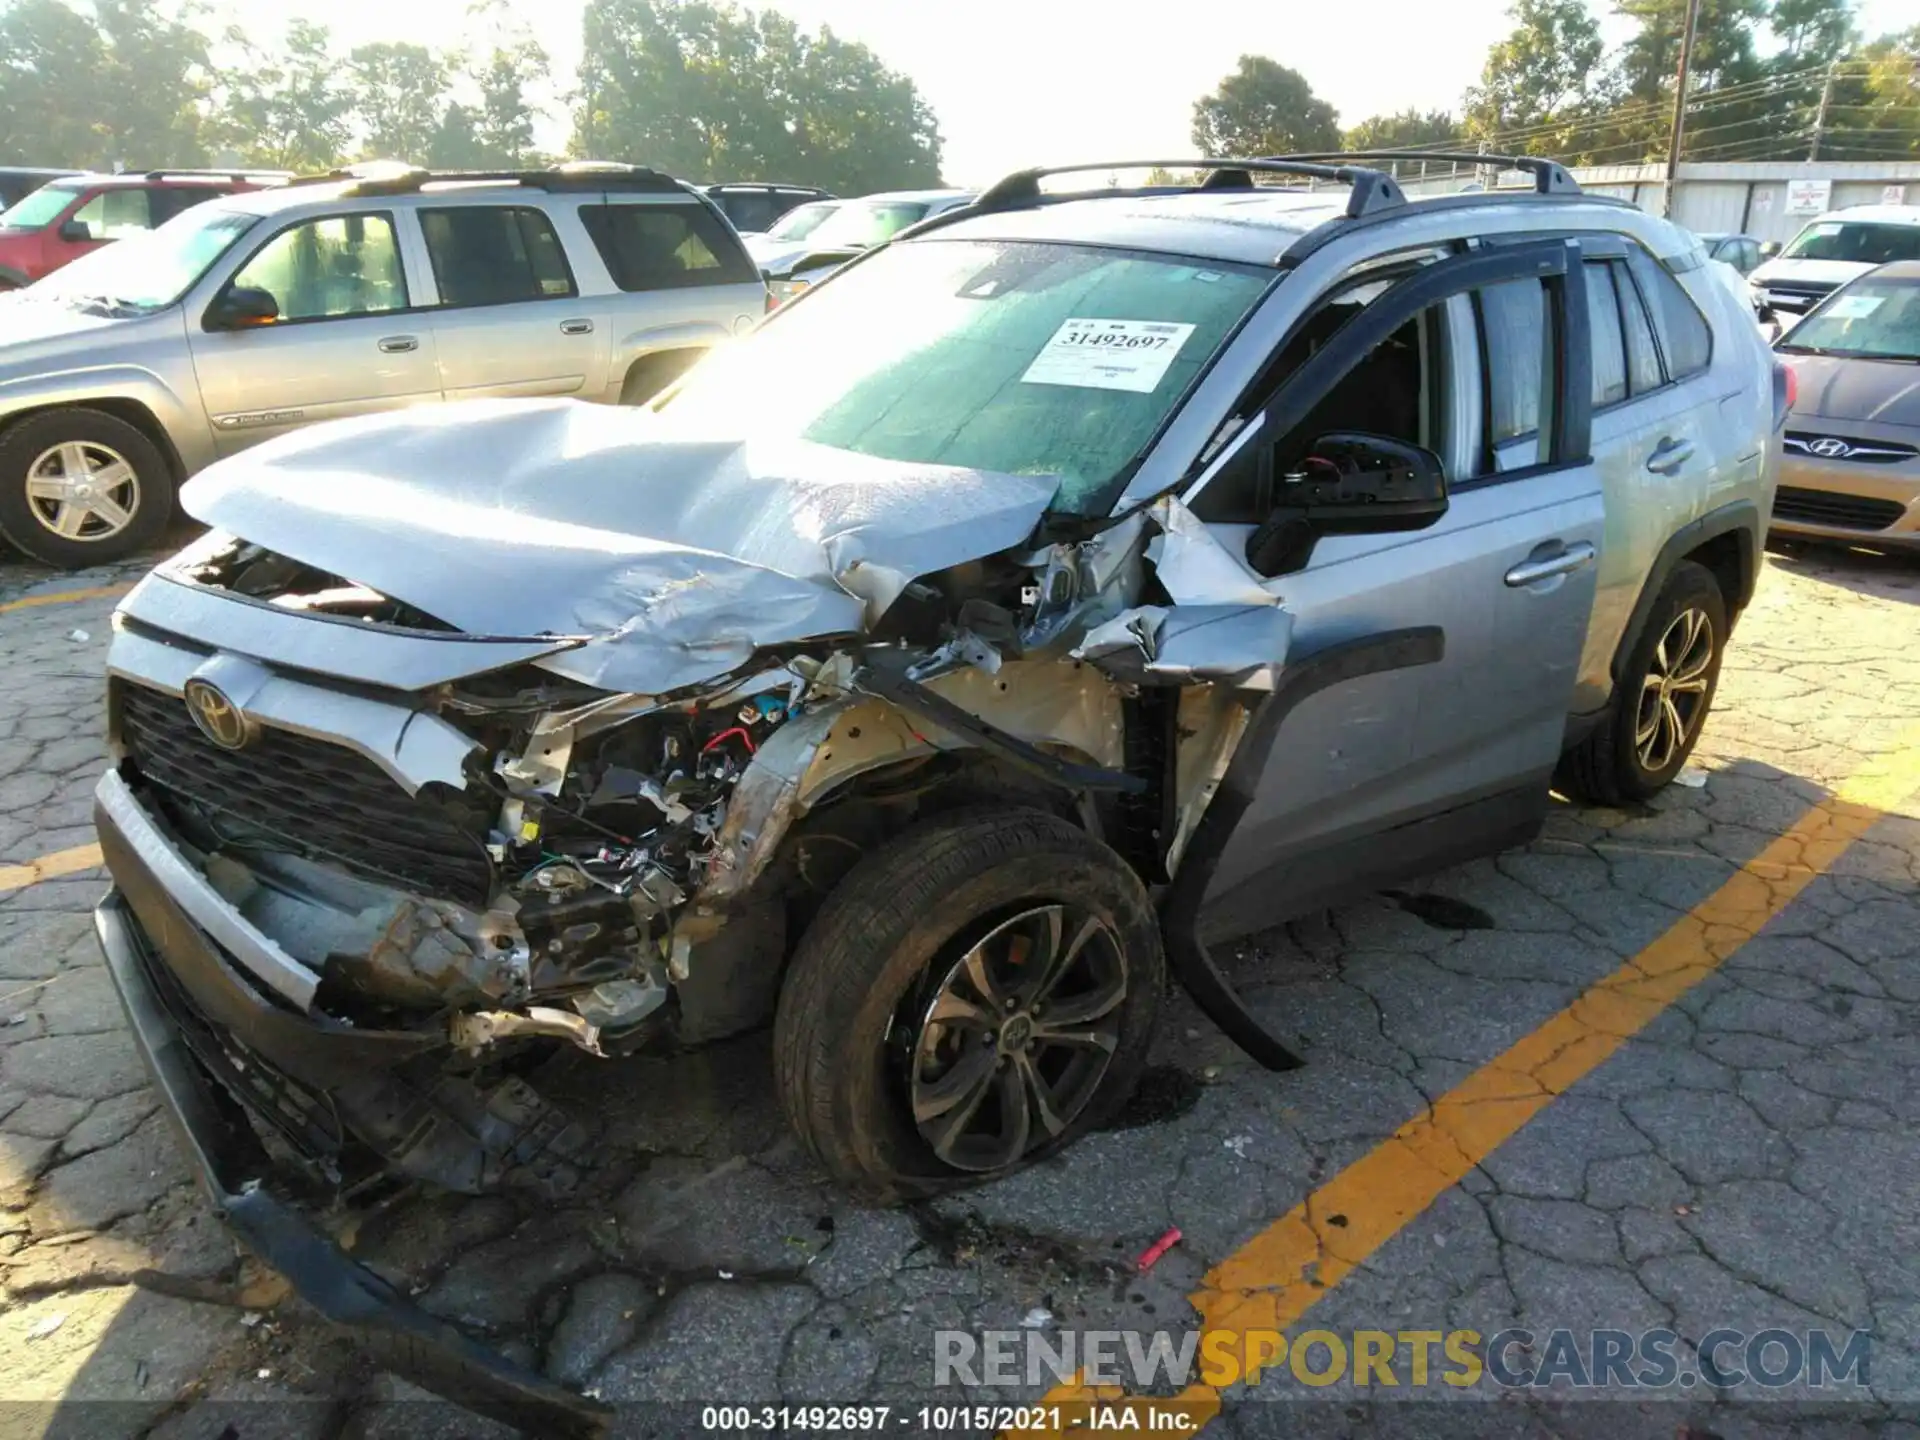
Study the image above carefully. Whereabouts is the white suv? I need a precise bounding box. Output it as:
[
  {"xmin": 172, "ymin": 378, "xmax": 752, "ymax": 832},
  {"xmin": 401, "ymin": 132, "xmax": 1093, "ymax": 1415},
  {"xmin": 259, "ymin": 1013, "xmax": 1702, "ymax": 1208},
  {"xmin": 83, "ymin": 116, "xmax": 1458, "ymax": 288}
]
[
  {"xmin": 0, "ymin": 164, "xmax": 767, "ymax": 568},
  {"xmin": 1749, "ymin": 203, "xmax": 1920, "ymax": 321}
]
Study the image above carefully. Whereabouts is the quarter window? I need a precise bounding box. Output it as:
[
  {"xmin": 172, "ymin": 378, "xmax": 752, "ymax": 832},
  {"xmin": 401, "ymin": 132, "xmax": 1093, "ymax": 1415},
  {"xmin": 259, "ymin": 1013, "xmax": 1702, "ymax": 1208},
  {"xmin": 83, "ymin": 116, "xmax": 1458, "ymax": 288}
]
[
  {"xmin": 226, "ymin": 213, "xmax": 407, "ymax": 321},
  {"xmin": 1637, "ymin": 258, "xmax": 1712, "ymax": 379},
  {"xmin": 421, "ymin": 206, "xmax": 575, "ymax": 307},
  {"xmin": 579, "ymin": 203, "xmax": 758, "ymax": 291}
]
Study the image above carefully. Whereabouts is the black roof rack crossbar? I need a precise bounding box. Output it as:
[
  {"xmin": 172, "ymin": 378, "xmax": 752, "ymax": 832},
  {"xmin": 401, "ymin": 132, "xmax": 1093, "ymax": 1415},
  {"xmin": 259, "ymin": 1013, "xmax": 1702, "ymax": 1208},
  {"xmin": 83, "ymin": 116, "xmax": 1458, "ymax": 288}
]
[
  {"xmin": 970, "ymin": 158, "xmax": 1407, "ymax": 220},
  {"xmin": 139, "ymin": 169, "xmax": 290, "ymax": 183},
  {"xmin": 1278, "ymin": 151, "xmax": 1582, "ymax": 196}
]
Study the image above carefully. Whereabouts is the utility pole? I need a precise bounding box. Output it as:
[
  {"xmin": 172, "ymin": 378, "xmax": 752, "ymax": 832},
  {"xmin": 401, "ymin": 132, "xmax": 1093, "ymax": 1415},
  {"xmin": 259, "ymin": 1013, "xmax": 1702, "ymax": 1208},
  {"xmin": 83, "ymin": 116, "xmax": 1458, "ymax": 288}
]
[
  {"xmin": 1663, "ymin": 0, "xmax": 1704, "ymax": 219},
  {"xmin": 1808, "ymin": 59, "xmax": 1839, "ymax": 161}
]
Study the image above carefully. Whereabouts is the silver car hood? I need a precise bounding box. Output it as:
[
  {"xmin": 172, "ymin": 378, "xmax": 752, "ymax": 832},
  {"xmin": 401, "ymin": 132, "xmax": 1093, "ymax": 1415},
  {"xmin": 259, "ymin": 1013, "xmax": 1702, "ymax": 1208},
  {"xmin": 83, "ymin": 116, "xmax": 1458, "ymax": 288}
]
[{"xmin": 182, "ymin": 399, "xmax": 1061, "ymax": 694}]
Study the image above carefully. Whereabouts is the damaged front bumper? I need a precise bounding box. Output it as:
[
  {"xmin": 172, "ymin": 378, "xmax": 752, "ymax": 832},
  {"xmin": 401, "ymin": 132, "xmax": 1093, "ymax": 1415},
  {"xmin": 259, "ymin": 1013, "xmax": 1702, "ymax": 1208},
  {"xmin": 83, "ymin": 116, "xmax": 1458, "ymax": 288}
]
[{"xmin": 92, "ymin": 773, "xmax": 612, "ymax": 1436}]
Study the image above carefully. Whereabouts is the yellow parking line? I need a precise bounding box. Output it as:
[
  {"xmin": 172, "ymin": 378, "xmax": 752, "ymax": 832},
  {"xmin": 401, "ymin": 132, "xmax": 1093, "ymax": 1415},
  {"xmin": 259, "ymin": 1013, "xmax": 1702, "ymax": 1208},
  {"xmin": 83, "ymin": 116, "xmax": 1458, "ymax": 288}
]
[
  {"xmin": 0, "ymin": 842, "xmax": 104, "ymax": 893},
  {"xmin": 0, "ymin": 582, "xmax": 132, "ymax": 617},
  {"xmin": 1028, "ymin": 732, "xmax": 1920, "ymax": 1431}
]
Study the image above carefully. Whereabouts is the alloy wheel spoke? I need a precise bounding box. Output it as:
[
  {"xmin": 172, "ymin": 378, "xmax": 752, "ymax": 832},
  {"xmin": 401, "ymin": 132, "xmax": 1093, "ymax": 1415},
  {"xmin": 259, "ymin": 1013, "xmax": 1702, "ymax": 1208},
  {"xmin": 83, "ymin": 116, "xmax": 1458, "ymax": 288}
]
[
  {"xmin": 1032, "ymin": 969, "xmax": 1126, "ymax": 1029},
  {"xmin": 55, "ymin": 443, "xmax": 91, "ymax": 479},
  {"xmin": 51, "ymin": 502, "xmax": 88, "ymax": 538},
  {"xmin": 916, "ymin": 1044, "xmax": 998, "ymax": 1128},
  {"xmin": 1013, "ymin": 1050, "xmax": 1069, "ymax": 1137},
  {"xmin": 25, "ymin": 474, "xmax": 67, "ymax": 500},
  {"xmin": 1668, "ymin": 675, "xmax": 1710, "ymax": 697},
  {"xmin": 926, "ymin": 988, "xmax": 995, "ymax": 1033},
  {"xmin": 90, "ymin": 460, "xmax": 134, "ymax": 491},
  {"xmin": 959, "ymin": 943, "xmax": 1007, "ymax": 1011},
  {"xmin": 87, "ymin": 494, "xmax": 132, "ymax": 532},
  {"xmin": 1022, "ymin": 908, "xmax": 1100, "ymax": 1007},
  {"xmin": 978, "ymin": 1062, "xmax": 1031, "ymax": 1169},
  {"xmin": 1031, "ymin": 1021, "xmax": 1119, "ymax": 1053}
]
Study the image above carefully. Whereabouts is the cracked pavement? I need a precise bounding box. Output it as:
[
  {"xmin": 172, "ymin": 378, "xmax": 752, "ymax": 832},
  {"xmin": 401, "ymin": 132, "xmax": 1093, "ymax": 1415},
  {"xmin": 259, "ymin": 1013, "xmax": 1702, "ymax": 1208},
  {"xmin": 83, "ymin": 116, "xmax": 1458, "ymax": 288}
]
[{"xmin": 0, "ymin": 537, "xmax": 1917, "ymax": 1439}]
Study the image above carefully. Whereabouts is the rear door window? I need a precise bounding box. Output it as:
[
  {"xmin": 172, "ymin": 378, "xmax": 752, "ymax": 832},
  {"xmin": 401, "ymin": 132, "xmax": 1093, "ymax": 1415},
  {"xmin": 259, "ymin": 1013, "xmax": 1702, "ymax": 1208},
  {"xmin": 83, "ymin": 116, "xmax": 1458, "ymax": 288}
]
[
  {"xmin": 1632, "ymin": 252, "xmax": 1712, "ymax": 379},
  {"xmin": 421, "ymin": 205, "xmax": 576, "ymax": 307},
  {"xmin": 71, "ymin": 187, "xmax": 152, "ymax": 240},
  {"xmin": 579, "ymin": 202, "xmax": 759, "ymax": 291},
  {"xmin": 1478, "ymin": 278, "xmax": 1547, "ymax": 450},
  {"xmin": 1585, "ymin": 261, "xmax": 1628, "ymax": 408}
]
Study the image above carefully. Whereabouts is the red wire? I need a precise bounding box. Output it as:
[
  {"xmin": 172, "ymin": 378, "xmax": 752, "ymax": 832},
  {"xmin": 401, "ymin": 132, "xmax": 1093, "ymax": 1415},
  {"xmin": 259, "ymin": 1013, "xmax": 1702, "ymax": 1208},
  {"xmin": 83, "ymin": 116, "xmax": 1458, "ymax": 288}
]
[{"xmin": 702, "ymin": 726, "xmax": 756, "ymax": 754}]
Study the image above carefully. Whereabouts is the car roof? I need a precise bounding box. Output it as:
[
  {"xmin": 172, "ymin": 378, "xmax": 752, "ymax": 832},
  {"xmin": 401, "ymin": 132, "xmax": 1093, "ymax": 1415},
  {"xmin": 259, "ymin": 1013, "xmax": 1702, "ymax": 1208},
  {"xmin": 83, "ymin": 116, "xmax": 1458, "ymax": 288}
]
[
  {"xmin": 854, "ymin": 189, "xmax": 975, "ymax": 204},
  {"xmin": 214, "ymin": 175, "xmax": 713, "ymax": 220},
  {"xmin": 1813, "ymin": 205, "xmax": 1920, "ymax": 225},
  {"xmin": 56, "ymin": 171, "xmax": 277, "ymax": 190}
]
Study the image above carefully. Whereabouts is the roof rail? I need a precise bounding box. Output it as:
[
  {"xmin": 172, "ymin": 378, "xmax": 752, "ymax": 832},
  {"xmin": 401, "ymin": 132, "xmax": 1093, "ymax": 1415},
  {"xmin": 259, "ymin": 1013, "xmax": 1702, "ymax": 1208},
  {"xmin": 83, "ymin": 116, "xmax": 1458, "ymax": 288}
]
[
  {"xmin": 1278, "ymin": 151, "xmax": 1582, "ymax": 196},
  {"xmin": 138, "ymin": 169, "xmax": 291, "ymax": 184},
  {"xmin": 970, "ymin": 158, "xmax": 1407, "ymax": 220},
  {"xmin": 287, "ymin": 162, "xmax": 684, "ymax": 197}
]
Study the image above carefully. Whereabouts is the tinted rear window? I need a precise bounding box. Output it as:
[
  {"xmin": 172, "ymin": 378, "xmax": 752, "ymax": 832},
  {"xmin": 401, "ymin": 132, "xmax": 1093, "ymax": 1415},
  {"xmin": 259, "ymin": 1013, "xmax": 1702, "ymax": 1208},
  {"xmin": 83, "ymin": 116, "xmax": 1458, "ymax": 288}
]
[
  {"xmin": 579, "ymin": 202, "xmax": 758, "ymax": 291},
  {"xmin": 422, "ymin": 205, "xmax": 576, "ymax": 306}
]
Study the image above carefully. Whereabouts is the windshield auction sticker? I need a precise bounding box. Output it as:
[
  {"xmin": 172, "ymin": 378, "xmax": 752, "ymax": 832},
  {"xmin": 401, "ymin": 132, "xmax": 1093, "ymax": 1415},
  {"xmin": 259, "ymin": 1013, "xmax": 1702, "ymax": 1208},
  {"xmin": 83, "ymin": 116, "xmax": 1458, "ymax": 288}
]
[{"xmin": 1021, "ymin": 317, "xmax": 1196, "ymax": 393}]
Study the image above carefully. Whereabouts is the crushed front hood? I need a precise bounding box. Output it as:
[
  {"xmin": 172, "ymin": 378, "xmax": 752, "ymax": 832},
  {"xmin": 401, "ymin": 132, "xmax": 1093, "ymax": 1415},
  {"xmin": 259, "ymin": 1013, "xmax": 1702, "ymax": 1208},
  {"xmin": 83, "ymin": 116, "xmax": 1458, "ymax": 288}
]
[{"xmin": 183, "ymin": 399, "xmax": 1060, "ymax": 694}]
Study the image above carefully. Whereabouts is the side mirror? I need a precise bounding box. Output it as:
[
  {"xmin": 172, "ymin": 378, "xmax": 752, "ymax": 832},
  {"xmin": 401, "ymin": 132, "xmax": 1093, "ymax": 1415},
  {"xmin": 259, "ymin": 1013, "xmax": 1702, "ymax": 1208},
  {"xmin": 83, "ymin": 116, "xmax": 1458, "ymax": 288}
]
[
  {"xmin": 57, "ymin": 220, "xmax": 91, "ymax": 243},
  {"xmin": 1760, "ymin": 241, "xmax": 1781, "ymax": 259},
  {"xmin": 1246, "ymin": 432, "xmax": 1448, "ymax": 578},
  {"xmin": 204, "ymin": 286, "xmax": 280, "ymax": 331}
]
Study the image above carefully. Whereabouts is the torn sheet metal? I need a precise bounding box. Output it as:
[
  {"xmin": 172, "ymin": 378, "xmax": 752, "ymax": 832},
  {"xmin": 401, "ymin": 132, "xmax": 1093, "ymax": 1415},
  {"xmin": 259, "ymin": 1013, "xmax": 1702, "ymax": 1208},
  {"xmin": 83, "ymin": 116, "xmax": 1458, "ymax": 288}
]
[
  {"xmin": 1146, "ymin": 494, "xmax": 1275, "ymax": 606},
  {"xmin": 1074, "ymin": 604, "xmax": 1293, "ymax": 687},
  {"xmin": 183, "ymin": 398, "xmax": 1059, "ymax": 695}
]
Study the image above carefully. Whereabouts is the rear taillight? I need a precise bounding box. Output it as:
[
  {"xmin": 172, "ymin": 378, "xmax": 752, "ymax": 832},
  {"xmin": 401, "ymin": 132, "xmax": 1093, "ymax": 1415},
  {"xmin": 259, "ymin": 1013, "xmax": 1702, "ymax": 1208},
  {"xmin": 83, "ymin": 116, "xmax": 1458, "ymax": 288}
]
[{"xmin": 1772, "ymin": 361, "xmax": 1796, "ymax": 431}]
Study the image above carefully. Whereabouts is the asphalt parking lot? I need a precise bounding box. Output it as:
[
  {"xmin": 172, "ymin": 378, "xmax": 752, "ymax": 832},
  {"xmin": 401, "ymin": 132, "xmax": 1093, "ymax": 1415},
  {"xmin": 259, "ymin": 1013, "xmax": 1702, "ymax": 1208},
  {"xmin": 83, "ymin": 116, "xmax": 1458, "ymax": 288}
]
[{"xmin": 1, "ymin": 534, "xmax": 1917, "ymax": 1440}]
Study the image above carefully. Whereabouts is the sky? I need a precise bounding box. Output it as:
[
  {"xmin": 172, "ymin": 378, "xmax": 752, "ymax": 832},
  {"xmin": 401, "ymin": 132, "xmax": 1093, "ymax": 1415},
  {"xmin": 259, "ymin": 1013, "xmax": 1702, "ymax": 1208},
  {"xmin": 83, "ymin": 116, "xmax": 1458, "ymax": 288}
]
[{"xmin": 214, "ymin": 0, "xmax": 1917, "ymax": 185}]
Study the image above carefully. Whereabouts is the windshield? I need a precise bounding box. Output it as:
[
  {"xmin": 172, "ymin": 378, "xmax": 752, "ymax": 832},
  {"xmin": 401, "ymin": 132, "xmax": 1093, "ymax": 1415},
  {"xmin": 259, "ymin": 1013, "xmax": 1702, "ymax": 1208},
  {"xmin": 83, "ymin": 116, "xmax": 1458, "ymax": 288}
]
[
  {"xmin": 31, "ymin": 204, "xmax": 258, "ymax": 312},
  {"xmin": 1781, "ymin": 221, "xmax": 1920, "ymax": 266},
  {"xmin": 767, "ymin": 201, "xmax": 838, "ymax": 242},
  {"xmin": 1779, "ymin": 276, "xmax": 1920, "ymax": 361},
  {"xmin": 0, "ymin": 183, "xmax": 84, "ymax": 232},
  {"xmin": 656, "ymin": 238, "xmax": 1271, "ymax": 516},
  {"xmin": 803, "ymin": 200, "xmax": 939, "ymax": 251}
]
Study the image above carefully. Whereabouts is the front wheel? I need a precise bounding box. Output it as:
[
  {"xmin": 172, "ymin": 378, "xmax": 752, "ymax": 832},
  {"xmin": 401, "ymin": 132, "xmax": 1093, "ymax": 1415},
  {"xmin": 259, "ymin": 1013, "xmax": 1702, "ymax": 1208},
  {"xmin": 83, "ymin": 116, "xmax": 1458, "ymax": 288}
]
[
  {"xmin": 774, "ymin": 807, "xmax": 1163, "ymax": 1201},
  {"xmin": 1556, "ymin": 559, "xmax": 1727, "ymax": 805},
  {"xmin": 0, "ymin": 408, "xmax": 173, "ymax": 568}
]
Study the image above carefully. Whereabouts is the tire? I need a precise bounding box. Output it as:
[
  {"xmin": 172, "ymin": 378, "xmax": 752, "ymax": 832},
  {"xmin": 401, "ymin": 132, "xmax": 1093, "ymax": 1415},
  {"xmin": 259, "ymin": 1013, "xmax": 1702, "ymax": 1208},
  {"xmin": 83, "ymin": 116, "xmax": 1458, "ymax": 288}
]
[
  {"xmin": 774, "ymin": 807, "xmax": 1163, "ymax": 1201},
  {"xmin": 1556, "ymin": 559, "xmax": 1727, "ymax": 806},
  {"xmin": 0, "ymin": 408, "xmax": 174, "ymax": 568}
]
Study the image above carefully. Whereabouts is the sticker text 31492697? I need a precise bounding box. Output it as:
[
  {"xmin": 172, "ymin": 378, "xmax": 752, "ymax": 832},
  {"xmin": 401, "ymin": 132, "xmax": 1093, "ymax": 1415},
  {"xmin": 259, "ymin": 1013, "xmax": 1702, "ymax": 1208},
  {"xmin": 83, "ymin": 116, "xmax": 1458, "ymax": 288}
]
[{"xmin": 1021, "ymin": 318, "xmax": 1197, "ymax": 394}]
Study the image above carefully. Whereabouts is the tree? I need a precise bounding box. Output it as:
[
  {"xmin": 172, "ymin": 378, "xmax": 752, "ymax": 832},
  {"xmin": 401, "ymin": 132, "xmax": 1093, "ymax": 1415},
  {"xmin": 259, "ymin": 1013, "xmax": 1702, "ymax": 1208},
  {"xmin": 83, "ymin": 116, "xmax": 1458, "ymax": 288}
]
[
  {"xmin": 1344, "ymin": 108, "xmax": 1459, "ymax": 151},
  {"xmin": 471, "ymin": 39, "xmax": 546, "ymax": 165},
  {"xmin": 1189, "ymin": 55, "xmax": 1340, "ymax": 157},
  {"xmin": 0, "ymin": 0, "xmax": 111, "ymax": 165},
  {"xmin": 1463, "ymin": 0, "xmax": 1606, "ymax": 152},
  {"xmin": 1769, "ymin": 0, "xmax": 1856, "ymax": 64},
  {"xmin": 211, "ymin": 19, "xmax": 351, "ymax": 171},
  {"xmin": 348, "ymin": 42, "xmax": 449, "ymax": 164},
  {"xmin": 0, "ymin": 0, "xmax": 208, "ymax": 168},
  {"xmin": 573, "ymin": 0, "xmax": 942, "ymax": 191}
]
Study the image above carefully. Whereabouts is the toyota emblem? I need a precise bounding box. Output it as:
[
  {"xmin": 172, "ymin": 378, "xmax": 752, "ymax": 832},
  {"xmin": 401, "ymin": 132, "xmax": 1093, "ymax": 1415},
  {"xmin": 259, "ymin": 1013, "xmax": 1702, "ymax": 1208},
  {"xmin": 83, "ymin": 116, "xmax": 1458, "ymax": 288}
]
[
  {"xmin": 1808, "ymin": 437, "xmax": 1853, "ymax": 459},
  {"xmin": 182, "ymin": 679, "xmax": 256, "ymax": 751}
]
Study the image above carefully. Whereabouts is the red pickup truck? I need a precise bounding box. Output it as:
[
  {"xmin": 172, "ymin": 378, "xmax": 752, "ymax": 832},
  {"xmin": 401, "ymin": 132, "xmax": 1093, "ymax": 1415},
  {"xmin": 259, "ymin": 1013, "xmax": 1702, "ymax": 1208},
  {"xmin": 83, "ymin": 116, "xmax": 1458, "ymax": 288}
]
[{"xmin": 0, "ymin": 170, "xmax": 285, "ymax": 289}]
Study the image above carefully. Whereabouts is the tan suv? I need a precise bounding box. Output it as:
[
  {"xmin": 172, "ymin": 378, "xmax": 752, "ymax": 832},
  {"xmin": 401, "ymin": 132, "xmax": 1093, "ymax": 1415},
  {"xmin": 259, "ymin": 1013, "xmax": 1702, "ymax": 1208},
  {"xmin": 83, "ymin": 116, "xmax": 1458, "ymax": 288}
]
[{"xmin": 0, "ymin": 164, "xmax": 767, "ymax": 567}]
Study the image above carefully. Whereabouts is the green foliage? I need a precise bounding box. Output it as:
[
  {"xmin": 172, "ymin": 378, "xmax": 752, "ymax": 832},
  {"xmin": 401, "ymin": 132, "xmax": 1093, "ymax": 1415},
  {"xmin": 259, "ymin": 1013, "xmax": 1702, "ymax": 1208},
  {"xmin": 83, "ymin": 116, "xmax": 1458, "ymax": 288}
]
[
  {"xmin": 1189, "ymin": 55, "xmax": 1340, "ymax": 157},
  {"xmin": 348, "ymin": 42, "xmax": 449, "ymax": 164},
  {"xmin": 573, "ymin": 0, "xmax": 942, "ymax": 191},
  {"xmin": 1344, "ymin": 109, "xmax": 1459, "ymax": 151},
  {"xmin": 1463, "ymin": 0, "xmax": 1606, "ymax": 152},
  {"xmin": 0, "ymin": 0, "xmax": 209, "ymax": 167},
  {"xmin": 210, "ymin": 18, "xmax": 352, "ymax": 170}
]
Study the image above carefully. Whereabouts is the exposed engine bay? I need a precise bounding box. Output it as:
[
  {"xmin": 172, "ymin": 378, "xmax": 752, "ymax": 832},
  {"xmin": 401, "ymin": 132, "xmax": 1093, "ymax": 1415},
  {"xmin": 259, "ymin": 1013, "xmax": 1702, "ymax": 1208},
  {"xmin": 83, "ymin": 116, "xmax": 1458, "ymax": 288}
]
[{"xmin": 104, "ymin": 410, "xmax": 1299, "ymax": 1198}]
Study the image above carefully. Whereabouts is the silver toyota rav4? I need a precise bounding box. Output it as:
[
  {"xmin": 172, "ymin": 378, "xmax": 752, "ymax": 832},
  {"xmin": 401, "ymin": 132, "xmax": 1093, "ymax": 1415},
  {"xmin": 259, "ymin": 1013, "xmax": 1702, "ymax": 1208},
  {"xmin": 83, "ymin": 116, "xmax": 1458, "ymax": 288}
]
[
  {"xmin": 92, "ymin": 155, "xmax": 1783, "ymax": 1427},
  {"xmin": 0, "ymin": 163, "xmax": 766, "ymax": 568}
]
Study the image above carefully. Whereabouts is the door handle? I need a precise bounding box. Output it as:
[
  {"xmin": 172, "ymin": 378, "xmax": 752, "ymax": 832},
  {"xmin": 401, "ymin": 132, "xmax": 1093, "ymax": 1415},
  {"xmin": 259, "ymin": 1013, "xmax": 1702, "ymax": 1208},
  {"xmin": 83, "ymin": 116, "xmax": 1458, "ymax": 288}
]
[
  {"xmin": 559, "ymin": 318, "xmax": 594, "ymax": 335},
  {"xmin": 376, "ymin": 335, "xmax": 419, "ymax": 354},
  {"xmin": 1646, "ymin": 436, "xmax": 1695, "ymax": 475},
  {"xmin": 1505, "ymin": 541, "xmax": 1596, "ymax": 588}
]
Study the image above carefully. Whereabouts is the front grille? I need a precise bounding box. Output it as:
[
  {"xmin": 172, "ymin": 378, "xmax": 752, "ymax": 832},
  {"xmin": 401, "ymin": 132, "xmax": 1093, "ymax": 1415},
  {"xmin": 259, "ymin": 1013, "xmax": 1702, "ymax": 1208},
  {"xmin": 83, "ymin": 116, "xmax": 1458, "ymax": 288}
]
[
  {"xmin": 115, "ymin": 681, "xmax": 493, "ymax": 906},
  {"xmin": 1772, "ymin": 486, "xmax": 1908, "ymax": 532},
  {"xmin": 1785, "ymin": 432, "xmax": 1919, "ymax": 466},
  {"xmin": 1764, "ymin": 280, "xmax": 1837, "ymax": 306},
  {"xmin": 127, "ymin": 910, "xmax": 347, "ymax": 1179}
]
